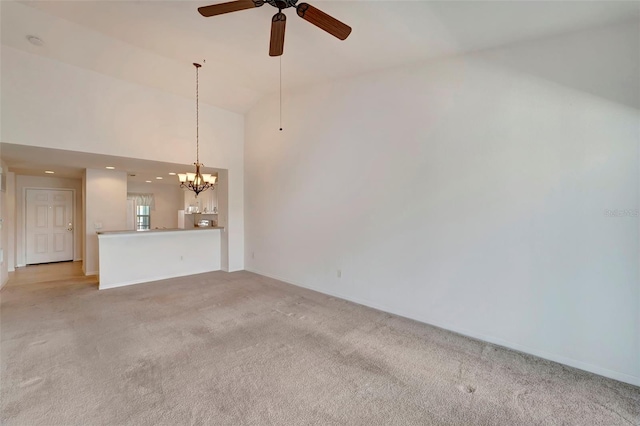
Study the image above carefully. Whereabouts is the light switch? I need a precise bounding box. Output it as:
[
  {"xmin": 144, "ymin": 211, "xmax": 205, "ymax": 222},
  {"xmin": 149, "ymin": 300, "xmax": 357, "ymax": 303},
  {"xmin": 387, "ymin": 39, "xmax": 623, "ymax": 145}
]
[{"xmin": 94, "ymin": 222, "xmax": 103, "ymax": 230}]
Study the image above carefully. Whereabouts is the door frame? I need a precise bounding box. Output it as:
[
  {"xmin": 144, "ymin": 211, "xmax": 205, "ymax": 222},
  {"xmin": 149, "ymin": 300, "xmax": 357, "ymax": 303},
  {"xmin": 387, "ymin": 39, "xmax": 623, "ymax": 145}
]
[{"xmin": 23, "ymin": 187, "xmax": 76, "ymax": 265}]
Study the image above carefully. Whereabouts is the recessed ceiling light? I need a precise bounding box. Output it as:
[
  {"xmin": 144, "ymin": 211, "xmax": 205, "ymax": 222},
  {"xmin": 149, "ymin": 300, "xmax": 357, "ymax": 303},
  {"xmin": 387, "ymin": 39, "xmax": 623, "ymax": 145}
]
[
  {"xmin": 105, "ymin": 166, "xmax": 115, "ymax": 170},
  {"xmin": 26, "ymin": 35, "xmax": 44, "ymax": 47},
  {"xmin": 168, "ymin": 172, "xmax": 176, "ymax": 176},
  {"xmin": 156, "ymin": 177, "xmax": 163, "ymax": 180},
  {"xmin": 45, "ymin": 170, "xmax": 55, "ymax": 174},
  {"xmin": 145, "ymin": 180, "xmax": 152, "ymax": 183}
]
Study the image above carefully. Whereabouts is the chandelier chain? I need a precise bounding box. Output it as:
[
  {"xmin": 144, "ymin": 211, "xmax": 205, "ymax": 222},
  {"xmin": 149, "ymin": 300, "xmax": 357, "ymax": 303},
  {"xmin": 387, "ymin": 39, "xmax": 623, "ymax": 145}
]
[
  {"xmin": 179, "ymin": 62, "xmax": 215, "ymax": 199},
  {"xmin": 196, "ymin": 64, "xmax": 199, "ymax": 164}
]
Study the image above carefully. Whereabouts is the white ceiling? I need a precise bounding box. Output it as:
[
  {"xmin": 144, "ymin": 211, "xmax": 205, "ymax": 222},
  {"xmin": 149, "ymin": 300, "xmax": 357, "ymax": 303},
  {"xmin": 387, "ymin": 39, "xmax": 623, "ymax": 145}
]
[
  {"xmin": 1, "ymin": 1, "xmax": 639, "ymax": 113},
  {"xmin": 0, "ymin": 143, "xmax": 220, "ymax": 185}
]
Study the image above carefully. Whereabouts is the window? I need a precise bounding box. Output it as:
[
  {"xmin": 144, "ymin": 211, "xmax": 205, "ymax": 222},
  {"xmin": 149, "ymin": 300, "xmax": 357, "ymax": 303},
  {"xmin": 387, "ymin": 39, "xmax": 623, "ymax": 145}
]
[
  {"xmin": 128, "ymin": 193, "xmax": 155, "ymax": 231},
  {"xmin": 136, "ymin": 205, "xmax": 151, "ymax": 230}
]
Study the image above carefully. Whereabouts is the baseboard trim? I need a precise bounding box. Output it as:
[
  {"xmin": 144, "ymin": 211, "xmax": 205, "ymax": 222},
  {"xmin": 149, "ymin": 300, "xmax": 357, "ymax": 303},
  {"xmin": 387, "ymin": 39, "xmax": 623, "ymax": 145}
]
[{"xmin": 247, "ymin": 267, "xmax": 640, "ymax": 388}]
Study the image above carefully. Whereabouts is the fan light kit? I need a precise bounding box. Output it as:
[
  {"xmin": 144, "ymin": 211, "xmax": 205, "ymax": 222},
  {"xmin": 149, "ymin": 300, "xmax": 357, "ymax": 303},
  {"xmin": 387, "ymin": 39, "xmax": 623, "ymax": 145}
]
[{"xmin": 198, "ymin": 0, "xmax": 352, "ymax": 56}]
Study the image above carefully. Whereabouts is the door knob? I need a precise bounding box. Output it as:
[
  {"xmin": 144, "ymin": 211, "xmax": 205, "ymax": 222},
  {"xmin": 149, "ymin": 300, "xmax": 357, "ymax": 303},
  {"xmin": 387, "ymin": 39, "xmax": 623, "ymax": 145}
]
[{"xmin": 68, "ymin": 222, "xmax": 73, "ymax": 231}]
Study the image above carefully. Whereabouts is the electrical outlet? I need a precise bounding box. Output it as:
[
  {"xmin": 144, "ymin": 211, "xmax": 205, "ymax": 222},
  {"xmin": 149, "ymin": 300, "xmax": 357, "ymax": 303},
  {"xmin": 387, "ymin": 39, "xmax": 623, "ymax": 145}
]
[{"xmin": 337, "ymin": 269, "xmax": 342, "ymax": 278}]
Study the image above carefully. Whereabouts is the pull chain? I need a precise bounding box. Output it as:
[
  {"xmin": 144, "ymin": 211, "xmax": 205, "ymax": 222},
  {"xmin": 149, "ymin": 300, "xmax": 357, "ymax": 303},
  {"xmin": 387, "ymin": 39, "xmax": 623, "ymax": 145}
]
[{"xmin": 279, "ymin": 55, "xmax": 283, "ymax": 131}]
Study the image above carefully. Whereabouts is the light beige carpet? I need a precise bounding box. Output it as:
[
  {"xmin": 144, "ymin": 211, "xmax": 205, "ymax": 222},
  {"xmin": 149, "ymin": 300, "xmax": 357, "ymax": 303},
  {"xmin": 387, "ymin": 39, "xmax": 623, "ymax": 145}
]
[{"xmin": 1, "ymin": 265, "xmax": 639, "ymax": 425}]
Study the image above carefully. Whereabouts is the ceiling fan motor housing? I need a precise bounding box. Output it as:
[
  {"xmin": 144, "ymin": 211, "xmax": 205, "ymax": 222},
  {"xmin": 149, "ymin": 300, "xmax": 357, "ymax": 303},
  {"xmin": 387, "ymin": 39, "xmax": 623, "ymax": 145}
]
[{"xmin": 266, "ymin": 0, "xmax": 298, "ymax": 10}]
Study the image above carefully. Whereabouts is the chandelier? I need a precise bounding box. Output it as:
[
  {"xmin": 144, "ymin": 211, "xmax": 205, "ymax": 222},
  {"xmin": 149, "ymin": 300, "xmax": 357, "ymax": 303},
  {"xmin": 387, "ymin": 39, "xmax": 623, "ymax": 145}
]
[{"xmin": 178, "ymin": 62, "xmax": 217, "ymax": 197}]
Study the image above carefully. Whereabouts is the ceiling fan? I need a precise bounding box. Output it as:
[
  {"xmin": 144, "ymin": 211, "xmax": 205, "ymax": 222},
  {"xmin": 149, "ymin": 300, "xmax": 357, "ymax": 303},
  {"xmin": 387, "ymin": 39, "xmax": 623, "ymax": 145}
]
[{"xmin": 198, "ymin": 0, "xmax": 352, "ymax": 57}]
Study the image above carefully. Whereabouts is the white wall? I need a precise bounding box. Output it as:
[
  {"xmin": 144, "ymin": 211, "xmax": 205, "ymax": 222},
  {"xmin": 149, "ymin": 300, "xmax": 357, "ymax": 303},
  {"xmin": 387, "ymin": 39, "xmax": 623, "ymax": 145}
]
[
  {"xmin": 0, "ymin": 161, "xmax": 8, "ymax": 288},
  {"xmin": 1, "ymin": 47, "xmax": 245, "ymax": 272},
  {"xmin": 245, "ymin": 23, "xmax": 640, "ymax": 385},
  {"xmin": 6, "ymin": 172, "xmax": 15, "ymax": 273},
  {"xmin": 81, "ymin": 172, "xmax": 86, "ymax": 274},
  {"xmin": 14, "ymin": 175, "xmax": 83, "ymax": 266},
  {"xmin": 127, "ymin": 181, "xmax": 183, "ymax": 229},
  {"xmin": 84, "ymin": 169, "xmax": 127, "ymax": 275}
]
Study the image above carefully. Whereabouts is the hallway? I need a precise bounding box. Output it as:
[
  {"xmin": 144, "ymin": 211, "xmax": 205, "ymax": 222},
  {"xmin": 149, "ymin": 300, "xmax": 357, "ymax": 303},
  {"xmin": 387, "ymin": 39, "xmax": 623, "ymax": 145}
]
[{"xmin": 4, "ymin": 261, "xmax": 96, "ymax": 289}]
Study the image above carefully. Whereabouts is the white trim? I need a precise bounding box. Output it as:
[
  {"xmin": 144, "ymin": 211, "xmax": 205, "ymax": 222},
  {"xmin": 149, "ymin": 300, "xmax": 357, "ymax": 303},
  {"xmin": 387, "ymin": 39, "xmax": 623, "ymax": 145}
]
[
  {"xmin": 23, "ymin": 187, "xmax": 76, "ymax": 265},
  {"xmin": 247, "ymin": 267, "xmax": 640, "ymax": 388}
]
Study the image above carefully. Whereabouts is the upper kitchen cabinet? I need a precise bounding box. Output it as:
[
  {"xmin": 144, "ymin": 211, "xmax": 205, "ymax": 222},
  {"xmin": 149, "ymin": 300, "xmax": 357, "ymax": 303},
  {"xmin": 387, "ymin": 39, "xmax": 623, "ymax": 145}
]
[{"xmin": 184, "ymin": 186, "xmax": 218, "ymax": 214}]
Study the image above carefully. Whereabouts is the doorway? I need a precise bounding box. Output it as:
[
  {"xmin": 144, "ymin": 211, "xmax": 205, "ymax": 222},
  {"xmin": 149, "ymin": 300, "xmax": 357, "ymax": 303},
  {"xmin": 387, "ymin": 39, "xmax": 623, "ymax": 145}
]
[{"xmin": 25, "ymin": 189, "xmax": 74, "ymax": 265}]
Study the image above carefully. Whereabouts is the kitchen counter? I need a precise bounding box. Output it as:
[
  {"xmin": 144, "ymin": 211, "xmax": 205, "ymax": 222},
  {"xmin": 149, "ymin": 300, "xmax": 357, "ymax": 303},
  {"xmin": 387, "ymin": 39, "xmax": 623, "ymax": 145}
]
[{"xmin": 97, "ymin": 227, "xmax": 223, "ymax": 236}]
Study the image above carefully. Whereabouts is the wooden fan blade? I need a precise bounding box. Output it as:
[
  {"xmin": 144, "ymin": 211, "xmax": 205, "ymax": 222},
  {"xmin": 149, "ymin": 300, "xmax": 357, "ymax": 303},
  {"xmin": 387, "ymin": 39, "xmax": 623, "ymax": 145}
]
[
  {"xmin": 296, "ymin": 3, "xmax": 351, "ymax": 40},
  {"xmin": 198, "ymin": 0, "xmax": 262, "ymax": 17},
  {"xmin": 269, "ymin": 13, "xmax": 286, "ymax": 57}
]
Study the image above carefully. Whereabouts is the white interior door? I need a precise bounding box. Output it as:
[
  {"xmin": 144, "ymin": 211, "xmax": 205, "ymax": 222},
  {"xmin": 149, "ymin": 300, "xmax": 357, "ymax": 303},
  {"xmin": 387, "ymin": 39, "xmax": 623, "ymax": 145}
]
[{"xmin": 25, "ymin": 189, "xmax": 74, "ymax": 265}]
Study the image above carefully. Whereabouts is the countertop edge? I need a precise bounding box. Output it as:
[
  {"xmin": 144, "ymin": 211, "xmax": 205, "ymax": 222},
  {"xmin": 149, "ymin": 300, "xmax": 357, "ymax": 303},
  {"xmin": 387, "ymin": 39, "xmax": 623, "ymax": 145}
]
[{"xmin": 97, "ymin": 227, "xmax": 224, "ymax": 236}]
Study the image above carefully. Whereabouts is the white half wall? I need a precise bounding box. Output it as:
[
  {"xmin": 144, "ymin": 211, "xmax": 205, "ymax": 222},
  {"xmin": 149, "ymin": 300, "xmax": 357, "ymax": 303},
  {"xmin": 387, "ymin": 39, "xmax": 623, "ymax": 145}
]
[
  {"xmin": 1, "ymin": 46, "xmax": 244, "ymax": 272},
  {"xmin": 14, "ymin": 175, "xmax": 83, "ymax": 266},
  {"xmin": 98, "ymin": 229, "xmax": 221, "ymax": 290},
  {"xmin": 84, "ymin": 169, "xmax": 127, "ymax": 275},
  {"xmin": 245, "ymin": 23, "xmax": 640, "ymax": 385}
]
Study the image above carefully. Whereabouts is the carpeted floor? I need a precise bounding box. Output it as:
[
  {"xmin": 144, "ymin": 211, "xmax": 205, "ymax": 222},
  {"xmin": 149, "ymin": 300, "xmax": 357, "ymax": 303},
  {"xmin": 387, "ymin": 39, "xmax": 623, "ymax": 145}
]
[{"xmin": 1, "ymin": 263, "xmax": 639, "ymax": 425}]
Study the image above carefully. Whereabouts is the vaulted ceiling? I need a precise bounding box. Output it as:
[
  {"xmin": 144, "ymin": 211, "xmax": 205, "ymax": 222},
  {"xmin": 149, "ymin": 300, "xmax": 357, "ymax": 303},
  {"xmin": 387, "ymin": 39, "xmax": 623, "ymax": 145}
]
[{"xmin": 1, "ymin": 1, "xmax": 638, "ymax": 113}]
